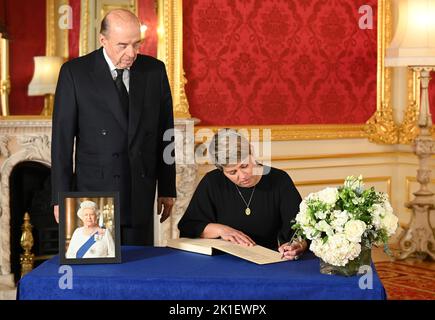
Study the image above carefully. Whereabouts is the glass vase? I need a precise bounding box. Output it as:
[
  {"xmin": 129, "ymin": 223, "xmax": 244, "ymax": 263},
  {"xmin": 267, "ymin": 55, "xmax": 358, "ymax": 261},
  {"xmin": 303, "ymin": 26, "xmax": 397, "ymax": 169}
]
[{"xmin": 319, "ymin": 244, "xmax": 372, "ymax": 276}]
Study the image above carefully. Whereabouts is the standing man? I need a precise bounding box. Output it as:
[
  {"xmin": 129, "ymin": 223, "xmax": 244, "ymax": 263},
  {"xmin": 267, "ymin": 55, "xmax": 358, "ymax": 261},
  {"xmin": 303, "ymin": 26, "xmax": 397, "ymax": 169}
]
[{"xmin": 51, "ymin": 9, "xmax": 176, "ymax": 245}]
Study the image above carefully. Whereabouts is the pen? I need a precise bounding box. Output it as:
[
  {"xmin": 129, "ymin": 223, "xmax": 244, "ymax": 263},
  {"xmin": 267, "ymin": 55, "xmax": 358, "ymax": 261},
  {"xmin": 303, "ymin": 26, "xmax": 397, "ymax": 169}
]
[{"xmin": 281, "ymin": 232, "xmax": 298, "ymax": 260}]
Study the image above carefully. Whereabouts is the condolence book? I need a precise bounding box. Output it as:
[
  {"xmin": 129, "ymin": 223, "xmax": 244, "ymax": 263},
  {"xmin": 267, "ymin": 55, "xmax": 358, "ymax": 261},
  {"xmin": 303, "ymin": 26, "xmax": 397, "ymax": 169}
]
[{"xmin": 166, "ymin": 238, "xmax": 285, "ymax": 265}]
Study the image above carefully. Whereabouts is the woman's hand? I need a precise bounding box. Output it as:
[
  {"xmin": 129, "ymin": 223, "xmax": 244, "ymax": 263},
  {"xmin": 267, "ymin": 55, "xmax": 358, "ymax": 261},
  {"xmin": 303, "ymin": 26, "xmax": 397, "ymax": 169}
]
[
  {"xmin": 278, "ymin": 240, "xmax": 307, "ymax": 261},
  {"xmin": 202, "ymin": 223, "xmax": 255, "ymax": 246}
]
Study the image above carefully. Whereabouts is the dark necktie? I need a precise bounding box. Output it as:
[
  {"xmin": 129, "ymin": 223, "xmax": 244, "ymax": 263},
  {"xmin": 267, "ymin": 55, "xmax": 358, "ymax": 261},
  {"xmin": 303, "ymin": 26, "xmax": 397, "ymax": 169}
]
[{"xmin": 114, "ymin": 68, "xmax": 129, "ymax": 117}]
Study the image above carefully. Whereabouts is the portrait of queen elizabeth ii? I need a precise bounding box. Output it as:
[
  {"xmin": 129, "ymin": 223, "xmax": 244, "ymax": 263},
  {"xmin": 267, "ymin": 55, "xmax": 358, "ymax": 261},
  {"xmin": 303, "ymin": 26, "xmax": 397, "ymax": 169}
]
[{"xmin": 65, "ymin": 200, "xmax": 115, "ymax": 259}]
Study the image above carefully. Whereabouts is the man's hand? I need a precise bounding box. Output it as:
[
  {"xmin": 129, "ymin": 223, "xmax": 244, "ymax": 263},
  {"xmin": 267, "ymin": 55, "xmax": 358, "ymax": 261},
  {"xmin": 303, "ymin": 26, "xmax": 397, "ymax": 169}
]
[
  {"xmin": 157, "ymin": 197, "xmax": 175, "ymax": 223},
  {"xmin": 54, "ymin": 205, "xmax": 59, "ymax": 223}
]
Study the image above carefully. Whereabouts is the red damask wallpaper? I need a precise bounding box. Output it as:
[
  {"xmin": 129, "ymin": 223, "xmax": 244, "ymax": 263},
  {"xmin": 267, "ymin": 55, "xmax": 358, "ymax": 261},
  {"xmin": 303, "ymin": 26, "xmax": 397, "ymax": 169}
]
[
  {"xmin": 7, "ymin": 0, "xmax": 45, "ymax": 115},
  {"xmin": 183, "ymin": 0, "xmax": 378, "ymax": 125}
]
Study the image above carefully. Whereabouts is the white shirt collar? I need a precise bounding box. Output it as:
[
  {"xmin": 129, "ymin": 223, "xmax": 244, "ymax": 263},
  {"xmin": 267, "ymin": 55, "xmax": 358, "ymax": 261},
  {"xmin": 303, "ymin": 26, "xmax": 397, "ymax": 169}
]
[
  {"xmin": 103, "ymin": 48, "xmax": 117, "ymax": 71},
  {"xmin": 102, "ymin": 48, "xmax": 130, "ymax": 72}
]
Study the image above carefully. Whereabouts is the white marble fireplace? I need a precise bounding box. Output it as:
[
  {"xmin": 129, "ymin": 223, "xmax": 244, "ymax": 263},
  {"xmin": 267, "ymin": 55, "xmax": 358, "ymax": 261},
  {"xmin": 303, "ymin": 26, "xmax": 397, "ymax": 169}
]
[{"xmin": 0, "ymin": 117, "xmax": 197, "ymax": 299}]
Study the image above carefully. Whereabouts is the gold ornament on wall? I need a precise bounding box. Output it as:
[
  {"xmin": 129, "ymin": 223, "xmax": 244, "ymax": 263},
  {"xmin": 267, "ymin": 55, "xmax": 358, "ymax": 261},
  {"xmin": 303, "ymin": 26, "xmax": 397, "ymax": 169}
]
[{"xmin": 364, "ymin": 0, "xmax": 399, "ymax": 144}]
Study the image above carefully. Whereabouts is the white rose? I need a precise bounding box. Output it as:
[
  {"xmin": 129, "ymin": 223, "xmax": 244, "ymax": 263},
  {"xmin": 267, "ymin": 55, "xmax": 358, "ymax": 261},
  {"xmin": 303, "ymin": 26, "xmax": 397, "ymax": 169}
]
[
  {"xmin": 381, "ymin": 213, "xmax": 398, "ymax": 236},
  {"xmin": 344, "ymin": 220, "xmax": 366, "ymax": 243},
  {"xmin": 312, "ymin": 234, "xmax": 361, "ymax": 266},
  {"xmin": 315, "ymin": 220, "xmax": 334, "ymax": 237},
  {"xmin": 316, "ymin": 187, "xmax": 338, "ymax": 206},
  {"xmin": 299, "ymin": 200, "xmax": 308, "ymax": 214},
  {"xmin": 306, "ymin": 192, "xmax": 318, "ymax": 201},
  {"xmin": 302, "ymin": 226, "xmax": 319, "ymax": 240},
  {"xmin": 295, "ymin": 211, "xmax": 313, "ymax": 227},
  {"xmin": 371, "ymin": 203, "xmax": 385, "ymax": 230},
  {"xmin": 315, "ymin": 210, "xmax": 327, "ymax": 220},
  {"xmin": 330, "ymin": 210, "xmax": 349, "ymax": 232}
]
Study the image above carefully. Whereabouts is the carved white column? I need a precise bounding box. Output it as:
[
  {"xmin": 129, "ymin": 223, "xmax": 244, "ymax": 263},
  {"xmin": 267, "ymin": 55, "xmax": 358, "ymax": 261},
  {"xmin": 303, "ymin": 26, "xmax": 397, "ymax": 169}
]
[
  {"xmin": 399, "ymin": 68, "xmax": 435, "ymax": 260},
  {"xmin": 154, "ymin": 118, "xmax": 198, "ymax": 245}
]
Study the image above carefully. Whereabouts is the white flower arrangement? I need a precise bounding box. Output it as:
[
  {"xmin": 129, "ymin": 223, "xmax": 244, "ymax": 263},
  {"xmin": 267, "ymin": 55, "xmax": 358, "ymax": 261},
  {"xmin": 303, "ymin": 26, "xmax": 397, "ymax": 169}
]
[{"xmin": 292, "ymin": 175, "xmax": 398, "ymax": 267}]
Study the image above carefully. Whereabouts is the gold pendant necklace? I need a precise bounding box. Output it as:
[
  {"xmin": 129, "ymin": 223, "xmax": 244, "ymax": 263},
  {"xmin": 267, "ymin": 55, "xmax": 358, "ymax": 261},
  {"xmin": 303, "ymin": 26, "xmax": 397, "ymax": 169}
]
[{"xmin": 235, "ymin": 185, "xmax": 255, "ymax": 216}]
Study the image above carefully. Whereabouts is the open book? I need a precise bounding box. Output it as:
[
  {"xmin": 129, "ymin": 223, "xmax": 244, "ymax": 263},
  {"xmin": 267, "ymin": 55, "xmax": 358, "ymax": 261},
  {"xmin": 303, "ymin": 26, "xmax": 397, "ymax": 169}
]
[{"xmin": 166, "ymin": 238, "xmax": 285, "ymax": 265}]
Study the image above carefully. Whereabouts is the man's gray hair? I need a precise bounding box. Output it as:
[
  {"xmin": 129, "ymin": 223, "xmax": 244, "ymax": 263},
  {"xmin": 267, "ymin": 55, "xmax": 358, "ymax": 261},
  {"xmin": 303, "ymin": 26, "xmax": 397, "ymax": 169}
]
[{"xmin": 209, "ymin": 128, "xmax": 251, "ymax": 170}]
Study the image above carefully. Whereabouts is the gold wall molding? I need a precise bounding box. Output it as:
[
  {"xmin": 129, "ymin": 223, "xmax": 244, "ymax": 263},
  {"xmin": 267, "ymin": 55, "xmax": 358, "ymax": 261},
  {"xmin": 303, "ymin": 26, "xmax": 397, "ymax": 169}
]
[
  {"xmin": 194, "ymin": 151, "xmax": 433, "ymax": 168},
  {"xmin": 158, "ymin": 0, "xmax": 191, "ymax": 119},
  {"xmin": 270, "ymin": 151, "xmax": 434, "ymax": 162},
  {"xmin": 194, "ymin": 124, "xmax": 365, "ymax": 142},
  {"xmin": 46, "ymin": 0, "xmax": 56, "ymax": 56},
  {"xmin": 283, "ymin": 162, "xmax": 409, "ymax": 171},
  {"xmin": 79, "ymin": 0, "xmax": 90, "ymax": 56},
  {"xmin": 365, "ymin": 0, "xmax": 399, "ymax": 144}
]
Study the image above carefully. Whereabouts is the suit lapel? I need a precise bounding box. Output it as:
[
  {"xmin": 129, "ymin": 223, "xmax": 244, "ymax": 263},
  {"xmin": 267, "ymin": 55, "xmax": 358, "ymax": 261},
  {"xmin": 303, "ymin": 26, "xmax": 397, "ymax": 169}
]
[
  {"xmin": 128, "ymin": 61, "xmax": 147, "ymax": 148},
  {"xmin": 90, "ymin": 48, "xmax": 128, "ymax": 133}
]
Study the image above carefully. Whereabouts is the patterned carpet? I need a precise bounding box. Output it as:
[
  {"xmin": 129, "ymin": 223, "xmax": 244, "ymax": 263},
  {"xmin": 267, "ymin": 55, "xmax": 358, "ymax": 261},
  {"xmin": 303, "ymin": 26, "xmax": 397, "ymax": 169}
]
[{"xmin": 375, "ymin": 261, "xmax": 435, "ymax": 300}]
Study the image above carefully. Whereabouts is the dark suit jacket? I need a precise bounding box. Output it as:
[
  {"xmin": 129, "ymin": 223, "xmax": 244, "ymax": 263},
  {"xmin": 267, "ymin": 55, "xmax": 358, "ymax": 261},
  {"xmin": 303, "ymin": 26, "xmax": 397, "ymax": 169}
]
[{"xmin": 51, "ymin": 48, "xmax": 176, "ymax": 245}]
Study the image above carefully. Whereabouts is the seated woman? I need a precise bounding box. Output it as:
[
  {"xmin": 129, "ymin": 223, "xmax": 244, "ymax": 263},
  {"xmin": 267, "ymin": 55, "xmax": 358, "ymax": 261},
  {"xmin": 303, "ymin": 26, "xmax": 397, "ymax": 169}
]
[
  {"xmin": 66, "ymin": 200, "xmax": 115, "ymax": 258},
  {"xmin": 178, "ymin": 128, "xmax": 307, "ymax": 260}
]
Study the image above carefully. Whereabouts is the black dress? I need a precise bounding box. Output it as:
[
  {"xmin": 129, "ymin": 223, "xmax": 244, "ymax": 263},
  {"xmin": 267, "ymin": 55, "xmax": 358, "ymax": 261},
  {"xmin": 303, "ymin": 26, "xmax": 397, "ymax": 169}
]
[{"xmin": 178, "ymin": 166, "xmax": 302, "ymax": 250}]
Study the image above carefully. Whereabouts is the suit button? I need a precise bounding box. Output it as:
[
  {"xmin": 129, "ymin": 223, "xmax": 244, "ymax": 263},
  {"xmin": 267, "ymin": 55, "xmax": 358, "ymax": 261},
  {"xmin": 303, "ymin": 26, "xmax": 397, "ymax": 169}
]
[
  {"xmin": 138, "ymin": 151, "xmax": 143, "ymax": 156},
  {"xmin": 101, "ymin": 129, "xmax": 108, "ymax": 136},
  {"xmin": 112, "ymin": 153, "xmax": 119, "ymax": 158},
  {"xmin": 141, "ymin": 172, "xmax": 145, "ymax": 178},
  {"xmin": 114, "ymin": 174, "xmax": 120, "ymax": 179}
]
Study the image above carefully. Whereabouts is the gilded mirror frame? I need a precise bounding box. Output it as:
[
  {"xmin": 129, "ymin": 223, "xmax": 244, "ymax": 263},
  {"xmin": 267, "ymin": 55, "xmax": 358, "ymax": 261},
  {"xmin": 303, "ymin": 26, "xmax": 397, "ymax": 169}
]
[{"xmin": 78, "ymin": 0, "xmax": 190, "ymax": 119}]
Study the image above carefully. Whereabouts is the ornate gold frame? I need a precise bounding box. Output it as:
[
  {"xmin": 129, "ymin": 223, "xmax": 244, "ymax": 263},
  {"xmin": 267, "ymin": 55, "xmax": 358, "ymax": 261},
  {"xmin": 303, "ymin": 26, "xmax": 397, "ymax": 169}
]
[
  {"xmin": 3, "ymin": 0, "xmax": 398, "ymax": 143},
  {"xmin": 194, "ymin": 0, "xmax": 394, "ymax": 141},
  {"xmin": 364, "ymin": 0, "xmax": 398, "ymax": 144},
  {"xmin": 398, "ymin": 69, "xmax": 420, "ymax": 144}
]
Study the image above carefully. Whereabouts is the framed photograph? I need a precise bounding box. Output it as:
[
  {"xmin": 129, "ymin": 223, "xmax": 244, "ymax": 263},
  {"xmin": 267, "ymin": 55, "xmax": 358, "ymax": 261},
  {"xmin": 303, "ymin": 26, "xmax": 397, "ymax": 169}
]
[{"xmin": 59, "ymin": 191, "xmax": 121, "ymax": 265}]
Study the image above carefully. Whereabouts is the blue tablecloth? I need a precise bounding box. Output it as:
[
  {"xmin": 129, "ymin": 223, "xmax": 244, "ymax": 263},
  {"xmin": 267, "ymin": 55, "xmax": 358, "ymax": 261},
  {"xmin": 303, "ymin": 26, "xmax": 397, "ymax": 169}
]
[{"xmin": 18, "ymin": 246, "xmax": 386, "ymax": 300}]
